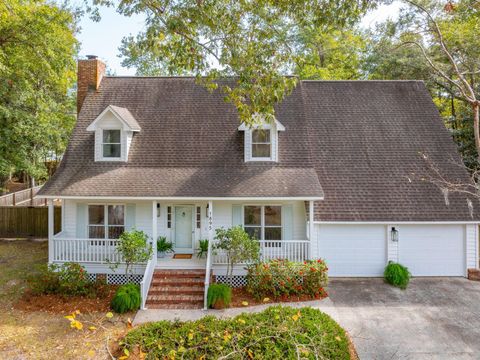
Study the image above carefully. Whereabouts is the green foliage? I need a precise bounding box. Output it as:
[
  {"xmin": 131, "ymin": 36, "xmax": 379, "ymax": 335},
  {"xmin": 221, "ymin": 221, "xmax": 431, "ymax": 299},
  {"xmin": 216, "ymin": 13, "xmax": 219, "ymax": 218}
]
[
  {"xmin": 214, "ymin": 226, "xmax": 260, "ymax": 279},
  {"xmin": 196, "ymin": 239, "xmax": 209, "ymax": 259},
  {"xmin": 246, "ymin": 259, "xmax": 328, "ymax": 300},
  {"xmin": 121, "ymin": 306, "xmax": 351, "ymax": 359},
  {"xmin": 206, "ymin": 283, "xmax": 232, "ymax": 308},
  {"xmin": 112, "ymin": 0, "xmax": 371, "ymax": 126},
  {"xmin": 384, "ymin": 262, "xmax": 411, "ymax": 290},
  {"xmin": 111, "ymin": 283, "xmax": 141, "ymax": 313},
  {"xmin": 156, "ymin": 236, "xmax": 173, "ymax": 253},
  {"xmin": 0, "ymin": 0, "xmax": 78, "ymax": 185},
  {"xmin": 110, "ymin": 230, "xmax": 153, "ymax": 277},
  {"xmin": 28, "ymin": 262, "xmax": 108, "ymax": 297}
]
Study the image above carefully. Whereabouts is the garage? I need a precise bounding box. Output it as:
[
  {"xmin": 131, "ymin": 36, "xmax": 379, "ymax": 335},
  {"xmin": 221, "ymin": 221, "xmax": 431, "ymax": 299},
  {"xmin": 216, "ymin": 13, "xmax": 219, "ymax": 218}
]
[
  {"xmin": 316, "ymin": 225, "xmax": 387, "ymax": 277},
  {"xmin": 397, "ymin": 225, "xmax": 465, "ymax": 276}
]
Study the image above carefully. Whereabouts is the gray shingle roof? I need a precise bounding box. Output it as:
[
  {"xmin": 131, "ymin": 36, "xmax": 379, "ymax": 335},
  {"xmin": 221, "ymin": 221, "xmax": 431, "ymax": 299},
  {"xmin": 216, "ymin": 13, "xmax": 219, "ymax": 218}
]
[{"xmin": 39, "ymin": 77, "xmax": 480, "ymax": 221}]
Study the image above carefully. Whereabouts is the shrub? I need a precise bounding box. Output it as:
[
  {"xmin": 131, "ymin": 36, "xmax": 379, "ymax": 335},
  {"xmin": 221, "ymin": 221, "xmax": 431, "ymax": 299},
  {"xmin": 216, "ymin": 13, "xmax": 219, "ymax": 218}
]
[
  {"xmin": 121, "ymin": 306, "xmax": 351, "ymax": 359},
  {"xmin": 57, "ymin": 262, "xmax": 91, "ymax": 296},
  {"xmin": 246, "ymin": 259, "xmax": 328, "ymax": 300},
  {"xmin": 384, "ymin": 262, "xmax": 411, "ymax": 289},
  {"xmin": 207, "ymin": 283, "xmax": 232, "ymax": 309},
  {"xmin": 157, "ymin": 236, "xmax": 173, "ymax": 253},
  {"xmin": 196, "ymin": 239, "xmax": 209, "ymax": 258},
  {"xmin": 29, "ymin": 263, "xmax": 61, "ymax": 295},
  {"xmin": 111, "ymin": 283, "xmax": 141, "ymax": 313}
]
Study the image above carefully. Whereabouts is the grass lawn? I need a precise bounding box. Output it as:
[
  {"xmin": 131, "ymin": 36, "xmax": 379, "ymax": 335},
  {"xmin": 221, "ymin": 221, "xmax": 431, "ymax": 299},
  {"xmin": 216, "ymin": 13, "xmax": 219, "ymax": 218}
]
[{"xmin": 0, "ymin": 240, "xmax": 129, "ymax": 359}]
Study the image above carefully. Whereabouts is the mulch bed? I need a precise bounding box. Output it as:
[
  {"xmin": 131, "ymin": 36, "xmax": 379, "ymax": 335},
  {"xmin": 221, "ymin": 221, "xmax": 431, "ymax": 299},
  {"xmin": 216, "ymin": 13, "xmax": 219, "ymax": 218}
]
[
  {"xmin": 14, "ymin": 286, "xmax": 118, "ymax": 314},
  {"xmin": 229, "ymin": 286, "xmax": 328, "ymax": 308}
]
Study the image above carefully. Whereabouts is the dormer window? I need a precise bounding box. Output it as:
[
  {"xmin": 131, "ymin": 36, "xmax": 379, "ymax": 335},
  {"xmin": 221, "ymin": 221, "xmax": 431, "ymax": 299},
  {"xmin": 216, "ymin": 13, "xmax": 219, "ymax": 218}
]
[
  {"xmin": 252, "ymin": 129, "xmax": 271, "ymax": 159},
  {"xmin": 102, "ymin": 129, "xmax": 121, "ymax": 158},
  {"xmin": 86, "ymin": 105, "xmax": 141, "ymax": 162},
  {"xmin": 238, "ymin": 117, "xmax": 285, "ymax": 162}
]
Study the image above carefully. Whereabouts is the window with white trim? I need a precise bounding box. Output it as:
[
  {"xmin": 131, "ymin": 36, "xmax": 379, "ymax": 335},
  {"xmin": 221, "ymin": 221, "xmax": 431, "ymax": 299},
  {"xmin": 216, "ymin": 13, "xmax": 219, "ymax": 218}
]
[
  {"xmin": 244, "ymin": 205, "xmax": 282, "ymax": 240},
  {"xmin": 251, "ymin": 129, "xmax": 271, "ymax": 159},
  {"xmin": 102, "ymin": 129, "xmax": 121, "ymax": 158},
  {"xmin": 88, "ymin": 205, "xmax": 125, "ymax": 239}
]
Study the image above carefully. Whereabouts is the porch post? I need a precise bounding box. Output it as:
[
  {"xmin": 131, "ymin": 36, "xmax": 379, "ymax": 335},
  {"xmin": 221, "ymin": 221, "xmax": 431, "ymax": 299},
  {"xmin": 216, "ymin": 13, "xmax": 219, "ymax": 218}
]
[
  {"xmin": 309, "ymin": 200, "xmax": 314, "ymax": 260},
  {"xmin": 204, "ymin": 200, "xmax": 213, "ymax": 310},
  {"xmin": 48, "ymin": 199, "xmax": 54, "ymax": 263},
  {"xmin": 152, "ymin": 201, "xmax": 158, "ymax": 266}
]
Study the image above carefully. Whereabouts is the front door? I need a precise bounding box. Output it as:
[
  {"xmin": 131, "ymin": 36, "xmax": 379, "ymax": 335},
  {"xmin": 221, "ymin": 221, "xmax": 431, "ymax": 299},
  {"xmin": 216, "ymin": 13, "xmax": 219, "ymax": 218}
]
[{"xmin": 174, "ymin": 206, "xmax": 193, "ymax": 253}]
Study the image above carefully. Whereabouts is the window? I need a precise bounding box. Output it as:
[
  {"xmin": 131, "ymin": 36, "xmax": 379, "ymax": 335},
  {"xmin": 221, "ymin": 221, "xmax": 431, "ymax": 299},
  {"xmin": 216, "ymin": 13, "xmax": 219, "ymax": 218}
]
[
  {"xmin": 167, "ymin": 206, "xmax": 172, "ymax": 228},
  {"xmin": 244, "ymin": 205, "xmax": 282, "ymax": 241},
  {"xmin": 196, "ymin": 206, "xmax": 201, "ymax": 229},
  {"xmin": 251, "ymin": 129, "xmax": 271, "ymax": 158},
  {"xmin": 88, "ymin": 205, "xmax": 124, "ymax": 239},
  {"xmin": 102, "ymin": 129, "xmax": 121, "ymax": 158}
]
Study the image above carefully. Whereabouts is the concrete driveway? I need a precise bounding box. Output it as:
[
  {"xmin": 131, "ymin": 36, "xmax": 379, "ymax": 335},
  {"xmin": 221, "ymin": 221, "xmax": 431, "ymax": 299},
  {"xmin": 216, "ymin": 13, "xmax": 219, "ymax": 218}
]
[{"xmin": 326, "ymin": 278, "xmax": 480, "ymax": 360}]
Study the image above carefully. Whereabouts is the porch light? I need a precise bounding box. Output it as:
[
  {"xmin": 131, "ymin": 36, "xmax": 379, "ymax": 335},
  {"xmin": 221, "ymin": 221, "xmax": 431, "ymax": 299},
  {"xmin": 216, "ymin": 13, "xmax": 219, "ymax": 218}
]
[
  {"xmin": 157, "ymin": 203, "xmax": 160, "ymax": 217},
  {"xmin": 391, "ymin": 227, "xmax": 399, "ymax": 242},
  {"xmin": 206, "ymin": 203, "xmax": 209, "ymax": 217}
]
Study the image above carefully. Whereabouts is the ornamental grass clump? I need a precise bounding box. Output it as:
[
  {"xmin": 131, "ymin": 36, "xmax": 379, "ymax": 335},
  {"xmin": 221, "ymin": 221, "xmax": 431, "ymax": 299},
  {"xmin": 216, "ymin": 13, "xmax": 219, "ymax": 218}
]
[
  {"xmin": 111, "ymin": 283, "xmax": 141, "ymax": 313},
  {"xmin": 246, "ymin": 259, "xmax": 328, "ymax": 300},
  {"xmin": 121, "ymin": 306, "xmax": 351, "ymax": 359},
  {"xmin": 384, "ymin": 262, "xmax": 411, "ymax": 289},
  {"xmin": 207, "ymin": 283, "xmax": 232, "ymax": 309}
]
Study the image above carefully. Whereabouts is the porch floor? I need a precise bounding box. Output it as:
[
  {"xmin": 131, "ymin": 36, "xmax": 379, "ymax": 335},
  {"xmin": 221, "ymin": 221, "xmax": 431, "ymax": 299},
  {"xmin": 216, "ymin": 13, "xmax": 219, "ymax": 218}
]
[{"xmin": 155, "ymin": 254, "xmax": 206, "ymax": 270}]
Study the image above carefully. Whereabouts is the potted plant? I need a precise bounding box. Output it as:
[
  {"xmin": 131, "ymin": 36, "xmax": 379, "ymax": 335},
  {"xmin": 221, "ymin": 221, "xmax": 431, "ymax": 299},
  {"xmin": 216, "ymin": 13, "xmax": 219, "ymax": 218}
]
[
  {"xmin": 196, "ymin": 239, "xmax": 209, "ymax": 258},
  {"xmin": 157, "ymin": 236, "xmax": 173, "ymax": 258}
]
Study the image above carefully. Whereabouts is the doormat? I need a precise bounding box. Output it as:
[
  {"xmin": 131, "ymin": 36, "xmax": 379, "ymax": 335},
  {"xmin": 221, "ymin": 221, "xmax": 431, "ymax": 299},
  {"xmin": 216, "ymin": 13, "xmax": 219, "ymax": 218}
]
[{"xmin": 173, "ymin": 254, "xmax": 192, "ymax": 259}]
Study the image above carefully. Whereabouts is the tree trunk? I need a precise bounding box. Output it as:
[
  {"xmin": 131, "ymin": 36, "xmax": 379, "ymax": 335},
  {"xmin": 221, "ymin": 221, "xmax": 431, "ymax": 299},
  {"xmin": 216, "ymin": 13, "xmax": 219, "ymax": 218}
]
[{"xmin": 474, "ymin": 102, "xmax": 480, "ymax": 160}]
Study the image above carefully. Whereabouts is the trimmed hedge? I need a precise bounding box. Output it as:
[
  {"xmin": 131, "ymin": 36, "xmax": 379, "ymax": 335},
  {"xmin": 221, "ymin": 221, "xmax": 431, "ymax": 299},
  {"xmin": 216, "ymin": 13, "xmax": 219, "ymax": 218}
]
[
  {"xmin": 121, "ymin": 306, "xmax": 351, "ymax": 359},
  {"xmin": 384, "ymin": 262, "xmax": 411, "ymax": 289}
]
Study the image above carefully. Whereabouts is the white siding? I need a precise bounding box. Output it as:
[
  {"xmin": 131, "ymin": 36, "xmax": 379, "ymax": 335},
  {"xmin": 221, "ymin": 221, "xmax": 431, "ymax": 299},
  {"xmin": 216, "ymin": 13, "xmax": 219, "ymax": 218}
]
[
  {"xmin": 93, "ymin": 112, "xmax": 131, "ymax": 162},
  {"xmin": 135, "ymin": 201, "xmax": 153, "ymax": 236},
  {"xmin": 466, "ymin": 224, "xmax": 479, "ymax": 269},
  {"xmin": 62, "ymin": 199, "xmax": 76, "ymax": 238}
]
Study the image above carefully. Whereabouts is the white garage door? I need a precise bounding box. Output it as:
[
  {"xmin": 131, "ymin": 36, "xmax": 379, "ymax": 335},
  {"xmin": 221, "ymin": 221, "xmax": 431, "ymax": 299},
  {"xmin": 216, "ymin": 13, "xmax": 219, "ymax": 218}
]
[
  {"xmin": 317, "ymin": 225, "xmax": 387, "ymax": 277},
  {"xmin": 398, "ymin": 225, "xmax": 465, "ymax": 276}
]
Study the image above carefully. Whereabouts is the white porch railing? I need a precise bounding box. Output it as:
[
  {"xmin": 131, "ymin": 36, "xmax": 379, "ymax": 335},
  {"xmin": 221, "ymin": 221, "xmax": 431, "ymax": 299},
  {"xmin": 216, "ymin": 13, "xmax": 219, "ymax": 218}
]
[
  {"xmin": 140, "ymin": 257, "xmax": 155, "ymax": 310},
  {"xmin": 52, "ymin": 237, "xmax": 124, "ymax": 263},
  {"xmin": 212, "ymin": 240, "xmax": 310, "ymax": 265}
]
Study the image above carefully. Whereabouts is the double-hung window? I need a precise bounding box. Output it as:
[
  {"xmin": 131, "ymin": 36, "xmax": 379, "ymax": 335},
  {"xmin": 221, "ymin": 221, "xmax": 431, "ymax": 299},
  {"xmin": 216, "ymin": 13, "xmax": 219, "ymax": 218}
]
[
  {"xmin": 88, "ymin": 205, "xmax": 125, "ymax": 239},
  {"xmin": 244, "ymin": 205, "xmax": 282, "ymax": 241},
  {"xmin": 102, "ymin": 129, "xmax": 121, "ymax": 158},
  {"xmin": 251, "ymin": 129, "xmax": 271, "ymax": 159}
]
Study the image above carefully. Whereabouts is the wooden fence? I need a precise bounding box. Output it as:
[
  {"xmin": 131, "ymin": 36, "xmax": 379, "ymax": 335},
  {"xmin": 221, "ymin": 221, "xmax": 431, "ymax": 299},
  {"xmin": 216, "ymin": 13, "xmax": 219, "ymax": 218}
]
[
  {"xmin": 0, "ymin": 206, "xmax": 61, "ymax": 238},
  {"xmin": 0, "ymin": 186, "xmax": 45, "ymax": 206}
]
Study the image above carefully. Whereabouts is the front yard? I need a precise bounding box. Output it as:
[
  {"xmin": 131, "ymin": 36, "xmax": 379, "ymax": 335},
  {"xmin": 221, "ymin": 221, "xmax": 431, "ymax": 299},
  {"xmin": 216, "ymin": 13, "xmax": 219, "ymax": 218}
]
[{"xmin": 0, "ymin": 240, "xmax": 130, "ymax": 359}]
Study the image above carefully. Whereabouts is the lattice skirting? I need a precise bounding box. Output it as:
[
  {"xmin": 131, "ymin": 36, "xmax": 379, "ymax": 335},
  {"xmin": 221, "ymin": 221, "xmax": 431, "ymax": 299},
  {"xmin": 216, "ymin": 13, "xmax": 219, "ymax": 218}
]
[
  {"xmin": 88, "ymin": 273, "xmax": 143, "ymax": 285},
  {"xmin": 215, "ymin": 275, "xmax": 247, "ymax": 288}
]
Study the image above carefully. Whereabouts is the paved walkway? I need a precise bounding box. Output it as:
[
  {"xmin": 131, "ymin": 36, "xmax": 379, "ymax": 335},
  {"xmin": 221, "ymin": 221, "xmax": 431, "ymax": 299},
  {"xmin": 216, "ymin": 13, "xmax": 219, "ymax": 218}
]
[{"xmin": 135, "ymin": 278, "xmax": 480, "ymax": 359}]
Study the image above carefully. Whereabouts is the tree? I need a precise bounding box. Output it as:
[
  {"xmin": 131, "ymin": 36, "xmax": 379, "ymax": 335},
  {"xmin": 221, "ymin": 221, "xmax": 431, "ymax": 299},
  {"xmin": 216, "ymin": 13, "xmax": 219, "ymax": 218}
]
[
  {"xmin": 213, "ymin": 226, "xmax": 260, "ymax": 282},
  {"xmin": 111, "ymin": 0, "xmax": 371, "ymax": 126},
  {"xmin": 110, "ymin": 230, "xmax": 153, "ymax": 280},
  {"xmin": 0, "ymin": 0, "xmax": 78, "ymax": 188}
]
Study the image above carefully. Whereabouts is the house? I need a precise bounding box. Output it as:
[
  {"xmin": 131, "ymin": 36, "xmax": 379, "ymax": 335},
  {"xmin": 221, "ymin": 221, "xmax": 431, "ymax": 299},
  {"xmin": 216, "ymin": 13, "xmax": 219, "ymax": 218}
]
[{"xmin": 38, "ymin": 56, "xmax": 480, "ymax": 309}]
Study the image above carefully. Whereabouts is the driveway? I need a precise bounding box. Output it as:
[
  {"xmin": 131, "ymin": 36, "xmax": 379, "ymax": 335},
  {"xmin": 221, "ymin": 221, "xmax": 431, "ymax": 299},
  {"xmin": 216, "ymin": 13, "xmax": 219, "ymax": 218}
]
[{"xmin": 326, "ymin": 278, "xmax": 480, "ymax": 360}]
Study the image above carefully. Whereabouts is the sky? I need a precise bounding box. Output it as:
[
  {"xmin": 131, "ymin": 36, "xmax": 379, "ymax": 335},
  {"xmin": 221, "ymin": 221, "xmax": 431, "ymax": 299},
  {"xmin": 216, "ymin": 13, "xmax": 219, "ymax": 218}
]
[{"xmin": 76, "ymin": 2, "xmax": 403, "ymax": 76}]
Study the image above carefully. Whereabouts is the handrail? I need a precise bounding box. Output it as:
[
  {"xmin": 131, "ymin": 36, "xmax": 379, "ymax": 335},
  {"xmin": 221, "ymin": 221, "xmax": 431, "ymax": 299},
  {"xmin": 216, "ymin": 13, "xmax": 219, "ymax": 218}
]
[
  {"xmin": 140, "ymin": 257, "xmax": 155, "ymax": 310},
  {"xmin": 203, "ymin": 237, "xmax": 213, "ymax": 310}
]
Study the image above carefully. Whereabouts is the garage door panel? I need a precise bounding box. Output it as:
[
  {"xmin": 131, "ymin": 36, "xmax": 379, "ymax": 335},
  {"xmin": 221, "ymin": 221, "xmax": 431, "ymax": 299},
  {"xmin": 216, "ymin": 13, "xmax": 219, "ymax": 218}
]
[
  {"xmin": 317, "ymin": 225, "xmax": 387, "ymax": 277},
  {"xmin": 398, "ymin": 225, "xmax": 464, "ymax": 277}
]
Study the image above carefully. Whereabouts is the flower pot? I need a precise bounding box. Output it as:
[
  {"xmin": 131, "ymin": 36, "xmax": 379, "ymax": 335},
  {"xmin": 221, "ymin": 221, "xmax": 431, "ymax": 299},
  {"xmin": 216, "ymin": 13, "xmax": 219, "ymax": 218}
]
[
  {"xmin": 212, "ymin": 299, "xmax": 227, "ymax": 310},
  {"xmin": 158, "ymin": 251, "xmax": 166, "ymax": 258}
]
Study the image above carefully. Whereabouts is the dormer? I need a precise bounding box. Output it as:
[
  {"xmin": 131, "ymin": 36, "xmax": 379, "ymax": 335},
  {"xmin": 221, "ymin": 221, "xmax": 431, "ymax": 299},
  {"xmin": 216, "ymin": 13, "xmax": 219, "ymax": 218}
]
[
  {"xmin": 86, "ymin": 105, "xmax": 140, "ymax": 162},
  {"xmin": 238, "ymin": 117, "xmax": 285, "ymax": 162}
]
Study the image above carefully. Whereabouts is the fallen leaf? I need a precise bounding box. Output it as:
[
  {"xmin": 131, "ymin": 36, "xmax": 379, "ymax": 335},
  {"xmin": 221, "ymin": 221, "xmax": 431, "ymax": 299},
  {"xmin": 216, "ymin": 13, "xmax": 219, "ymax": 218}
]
[
  {"xmin": 88, "ymin": 326, "xmax": 97, "ymax": 331},
  {"xmin": 241, "ymin": 301, "xmax": 249, "ymax": 306},
  {"xmin": 263, "ymin": 297, "xmax": 270, "ymax": 302},
  {"xmin": 106, "ymin": 312, "xmax": 113, "ymax": 318}
]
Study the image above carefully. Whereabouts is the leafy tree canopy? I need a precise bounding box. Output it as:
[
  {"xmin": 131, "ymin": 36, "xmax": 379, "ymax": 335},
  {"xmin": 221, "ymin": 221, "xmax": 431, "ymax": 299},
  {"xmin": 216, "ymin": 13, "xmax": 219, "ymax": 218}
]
[
  {"xmin": 97, "ymin": 0, "xmax": 373, "ymax": 125},
  {"xmin": 0, "ymin": 0, "xmax": 79, "ymax": 185}
]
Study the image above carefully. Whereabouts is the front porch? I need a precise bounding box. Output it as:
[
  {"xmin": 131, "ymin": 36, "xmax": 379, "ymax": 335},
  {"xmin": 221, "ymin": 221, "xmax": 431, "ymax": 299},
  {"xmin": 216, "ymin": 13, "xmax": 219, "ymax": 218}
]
[{"xmin": 47, "ymin": 198, "xmax": 317, "ymax": 309}]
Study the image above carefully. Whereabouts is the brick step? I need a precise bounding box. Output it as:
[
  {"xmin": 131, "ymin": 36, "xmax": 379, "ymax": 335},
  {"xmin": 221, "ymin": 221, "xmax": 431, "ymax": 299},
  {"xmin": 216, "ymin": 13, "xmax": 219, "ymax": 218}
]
[
  {"xmin": 153, "ymin": 270, "xmax": 206, "ymax": 276},
  {"xmin": 153, "ymin": 274, "xmax": 205, "ymax": 280},
  {"xmin": 148, "ymin": 286, "xmax": 204, "ymax": 295},
  {"xmin": 147, "ymin": 293, "xmax": 203, "ymax": 303},
  {"xmin": 151, "ymin": 278, "xmax": 205, "ymax": 286},
  {"xmin": 146, "ymin": 303, "xmax": 203, "ymax": 309}
]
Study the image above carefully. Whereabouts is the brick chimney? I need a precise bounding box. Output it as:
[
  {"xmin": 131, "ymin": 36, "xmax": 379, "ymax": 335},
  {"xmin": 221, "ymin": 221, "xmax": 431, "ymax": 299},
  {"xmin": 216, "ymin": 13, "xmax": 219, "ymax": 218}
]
[{"xmin": 77, "ymin": 55, "xmax": 106, "ymax": 113}]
